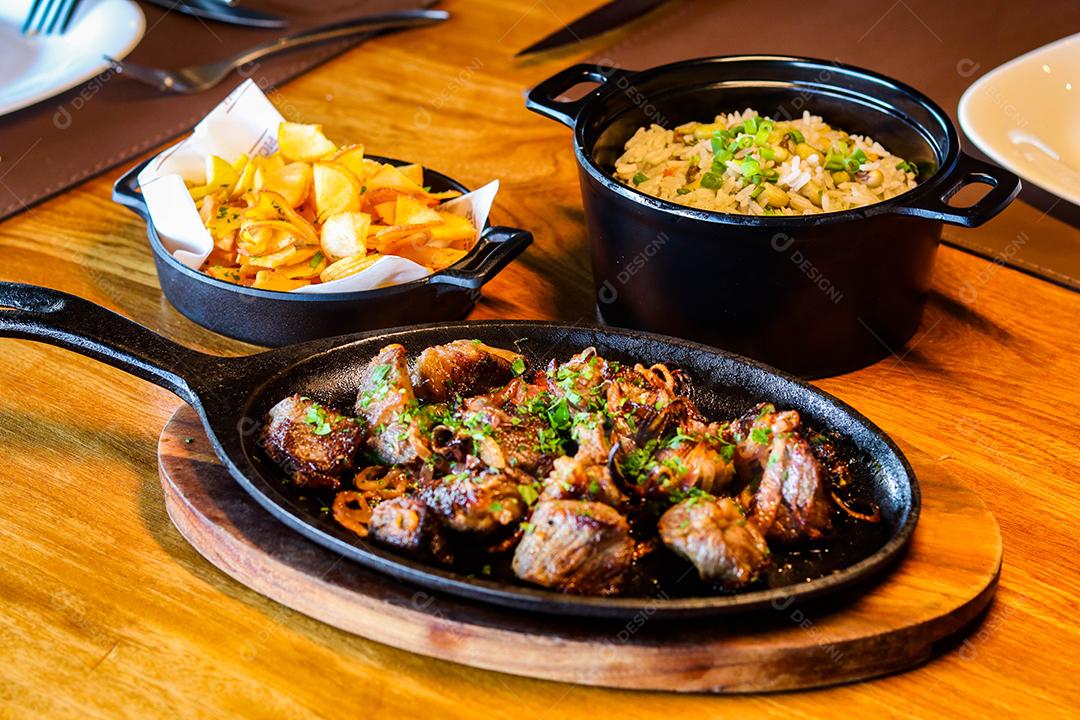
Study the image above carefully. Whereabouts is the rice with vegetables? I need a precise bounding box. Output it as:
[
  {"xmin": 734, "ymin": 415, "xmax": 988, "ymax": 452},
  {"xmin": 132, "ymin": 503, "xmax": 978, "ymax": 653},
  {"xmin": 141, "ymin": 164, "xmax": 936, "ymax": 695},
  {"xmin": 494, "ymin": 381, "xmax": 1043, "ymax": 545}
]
[{"xmin": 614, "ymin": 110, "xmax": 921, "ymax": 216}]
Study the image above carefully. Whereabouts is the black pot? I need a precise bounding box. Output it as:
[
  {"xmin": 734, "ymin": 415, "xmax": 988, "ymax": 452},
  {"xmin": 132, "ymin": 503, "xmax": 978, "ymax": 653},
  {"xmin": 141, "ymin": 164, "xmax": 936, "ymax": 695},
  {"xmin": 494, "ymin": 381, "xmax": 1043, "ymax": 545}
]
[
  {"xmin": 112, "ymin": 158, "xmax": 531, "ymax": 347},
  {"xmin": 526, "ymin": 56, "xmax": 1021, "ymax": 377}
]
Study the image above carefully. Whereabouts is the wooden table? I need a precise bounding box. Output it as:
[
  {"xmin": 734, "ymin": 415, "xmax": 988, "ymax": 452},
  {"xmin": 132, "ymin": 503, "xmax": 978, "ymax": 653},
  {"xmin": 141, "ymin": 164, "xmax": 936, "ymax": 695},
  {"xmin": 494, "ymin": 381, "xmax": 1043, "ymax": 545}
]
[{"xmin": 1, "ymin": 1, "xmax": 1078, "ymax": 716}]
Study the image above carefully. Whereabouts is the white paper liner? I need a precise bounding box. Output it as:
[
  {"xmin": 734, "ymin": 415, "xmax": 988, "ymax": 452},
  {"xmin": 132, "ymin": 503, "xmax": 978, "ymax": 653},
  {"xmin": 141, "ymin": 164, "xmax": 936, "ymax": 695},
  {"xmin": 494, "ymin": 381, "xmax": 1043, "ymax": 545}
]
[{"xmin": 137, "ymin": 80, "xmax": 497, "ymax": 293}]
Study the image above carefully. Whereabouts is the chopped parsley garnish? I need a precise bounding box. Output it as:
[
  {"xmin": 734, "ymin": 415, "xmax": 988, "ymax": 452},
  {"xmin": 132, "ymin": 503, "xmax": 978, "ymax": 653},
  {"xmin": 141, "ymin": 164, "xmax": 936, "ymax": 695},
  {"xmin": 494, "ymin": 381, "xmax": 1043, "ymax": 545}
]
[
  {"xmin": 665, "ymin": 432, "xmax": 693, "ymax": 449},
  {"xmin": 517, "ymin": 483, "xmax": 539, "ymax": 506},
  {"xmin": 357, "ymin": 364, "xmax": 394, "ymax": 408},
  {"xmin": 303, "ymin": 403, "xmax": 333, "ymax": 435},
  {"xmin": 750, "ymin": 426, "xmax": 771, "ymax": 445},
  {"xmin": 662, "ymin": 455, "xmax": 689, "ymax": 477},
  {"xmin": 620, "ymin": 439, "xmax": 659, "ymax": 486}
]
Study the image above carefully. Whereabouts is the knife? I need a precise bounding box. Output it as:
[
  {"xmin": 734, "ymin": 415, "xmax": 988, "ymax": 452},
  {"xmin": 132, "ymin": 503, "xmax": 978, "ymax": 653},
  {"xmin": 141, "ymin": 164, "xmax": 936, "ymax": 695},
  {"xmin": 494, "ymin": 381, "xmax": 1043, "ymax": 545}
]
[
  {"xmin": 515, "ymin": 0, "xmax": 669, "ymax": 57},
  {"xmin": 141, "ymin": 0, "xmax": 288, "ymax": 29}
]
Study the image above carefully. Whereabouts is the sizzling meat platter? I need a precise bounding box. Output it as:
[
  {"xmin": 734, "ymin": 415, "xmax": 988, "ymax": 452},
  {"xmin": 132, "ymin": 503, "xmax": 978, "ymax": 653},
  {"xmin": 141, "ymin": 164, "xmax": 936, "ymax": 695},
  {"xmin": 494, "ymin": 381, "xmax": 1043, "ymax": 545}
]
[{"xmin": 259, "ymin": 340, "xmax": 881, "ymax": 596}]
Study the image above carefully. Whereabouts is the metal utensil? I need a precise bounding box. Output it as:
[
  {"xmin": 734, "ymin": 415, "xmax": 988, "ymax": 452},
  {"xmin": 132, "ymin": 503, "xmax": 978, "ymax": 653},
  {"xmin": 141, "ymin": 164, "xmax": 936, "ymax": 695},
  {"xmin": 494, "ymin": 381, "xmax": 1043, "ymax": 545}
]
[
  {"xmin": 105, "ymin": 9, "xmax": 449, "ymax": 93},
  {"xmin": 515, "ymin": 0, "xmax": 667, "ymax": 57},
  {"xmin": 21, "ymin": 0, "xmax": 81, "ymax": 35},
  {"xmin": 140, "ymin": 0, "xmax": 287, "ymax": 30}
]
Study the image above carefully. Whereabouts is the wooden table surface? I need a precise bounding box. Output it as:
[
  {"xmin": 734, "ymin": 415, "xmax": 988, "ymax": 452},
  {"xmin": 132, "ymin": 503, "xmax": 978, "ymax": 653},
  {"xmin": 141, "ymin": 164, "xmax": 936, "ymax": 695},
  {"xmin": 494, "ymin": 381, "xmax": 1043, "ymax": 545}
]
[{"xmin": 1, "ymin": 1, "xmax": 1078, "ymax": 716}]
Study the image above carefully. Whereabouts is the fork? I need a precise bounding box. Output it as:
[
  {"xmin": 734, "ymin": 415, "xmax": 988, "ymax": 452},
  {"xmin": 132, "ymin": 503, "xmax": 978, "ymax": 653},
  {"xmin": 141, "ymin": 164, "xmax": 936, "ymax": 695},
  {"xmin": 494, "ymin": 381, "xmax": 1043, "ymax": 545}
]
[
  {"xmin": 104, "ymin": 9, "xmax": 450, "ymax": 94},
  {"xmin": 21, "ymin": 0, "xmax": 81, "ymax": 35}
]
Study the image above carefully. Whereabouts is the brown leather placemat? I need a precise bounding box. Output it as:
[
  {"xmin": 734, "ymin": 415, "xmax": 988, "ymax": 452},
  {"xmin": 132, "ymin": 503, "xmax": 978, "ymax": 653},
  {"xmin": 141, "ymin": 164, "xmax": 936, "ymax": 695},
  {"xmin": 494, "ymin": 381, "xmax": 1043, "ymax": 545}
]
[
  {"xmin": 0, "ymin": 0, "xmax": 433, "ymax": 222},
  {"xmin": 585, "ymin": 0, "xmax": 1080, "ymax": 291}
]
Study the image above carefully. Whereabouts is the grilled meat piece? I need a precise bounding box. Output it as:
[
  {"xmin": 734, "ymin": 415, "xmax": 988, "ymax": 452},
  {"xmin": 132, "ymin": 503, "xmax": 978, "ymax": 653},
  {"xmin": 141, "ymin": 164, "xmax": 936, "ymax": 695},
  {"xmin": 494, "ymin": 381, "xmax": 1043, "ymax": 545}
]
[
  {"xmin": 412, "ymin": 340, "xmax": 524, "ymax": 402},
  {"xmin": 354, "ymin": 344, "xmax": 428, "ymax": 465},
  {"xmin": 658, "ymin": 497, "xmax": 770, "ymax": 588},
  {"xmin": 446, "ymin": 394, "xmax": 558, "ymax": 476},
  {"xmin": 512, "ymin": 500, "xmax": 634, "ymax": 594},
  {"xmin": 540, "ymin": 455, "xmax": 627, "ymax": 507},
  {"xmin": 734, "ymin": 403, "xmax": 832, "ymax": 542},
  {"xmin": 261, "ymin": 395, "xmax": 363, "ymax": 489},
  {"xmin": 547, "ymin": 347, "xmax": 612, "ymax": 410},
  {"xmin": 369, "ymin": 496, "xmax": 452, "ymax": 564},
  {"xmin": 605, "ymin": 362, "xmax": 683, "ymax": 435},
  {"xmin": 419, "ymin": 464, "xmax": 526, "ymax": 533},
  {"xmin": 642, "ymin": 438, "xmax": 737, "ymax": 498},
  {"xmin": 570, "ymin": 411, "xmax": 611, "ymax": 464},
  {"xmin": 610, "ymin": 399, "xmax": 735, "ymax": 499}
]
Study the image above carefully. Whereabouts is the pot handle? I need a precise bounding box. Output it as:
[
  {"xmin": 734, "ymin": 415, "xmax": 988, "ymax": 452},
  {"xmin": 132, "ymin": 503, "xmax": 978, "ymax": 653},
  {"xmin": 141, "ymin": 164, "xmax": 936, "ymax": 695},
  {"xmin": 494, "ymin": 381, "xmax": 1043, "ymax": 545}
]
[
  {"xmin": 891, "ymin": 152, "xmax": 1021, "ymax": 227},
  {"xmin": 429, "ymin": 226, "xmax": 533, "ymax": 290},
  {"xmin": 0, "ymin": 282, "xmax": 215, "ymax": 405},
  {"xmin": 112, "ymin": 158, "xmax": 152, "ymax": 221},
  {"xmin": 526, "ymin": 63, "xmax": 630, "ymax": 128}
]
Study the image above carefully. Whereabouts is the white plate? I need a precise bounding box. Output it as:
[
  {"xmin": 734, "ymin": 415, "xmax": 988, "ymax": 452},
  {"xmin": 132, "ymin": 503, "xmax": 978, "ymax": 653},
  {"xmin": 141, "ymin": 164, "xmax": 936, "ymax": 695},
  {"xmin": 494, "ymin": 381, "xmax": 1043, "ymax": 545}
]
[
  {"xmin": 959, "ymin": 33, "xmax": 1080, "ymax": 207},
  {"xmin": 0, "ymin": 0, "xmax": 145, "ymax": 117}
]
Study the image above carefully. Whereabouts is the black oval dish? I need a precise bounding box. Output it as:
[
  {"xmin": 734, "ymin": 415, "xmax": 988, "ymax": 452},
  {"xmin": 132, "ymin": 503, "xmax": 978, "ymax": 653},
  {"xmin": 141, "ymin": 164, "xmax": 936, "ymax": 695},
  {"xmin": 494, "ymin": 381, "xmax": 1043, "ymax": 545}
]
[
  {"xmin": 0, "ymin": 282, "xmax": 920, "ymax": 619},
  {"xmin": 527, "ymin": 55, "xmax": 1021, "ymax": 377},
  {"xmin": 112, "ymin": 157, "xmax": 531, "ymax": 347}
]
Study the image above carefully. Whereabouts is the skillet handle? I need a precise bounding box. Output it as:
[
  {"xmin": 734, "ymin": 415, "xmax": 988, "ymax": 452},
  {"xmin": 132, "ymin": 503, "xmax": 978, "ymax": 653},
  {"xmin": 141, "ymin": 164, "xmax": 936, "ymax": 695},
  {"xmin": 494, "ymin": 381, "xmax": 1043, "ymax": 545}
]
[
  {"xmin": 0, "ymin": 283, "xmax": 213, "ymax": 405},
  {"xmin": 429, "ymin": 226, "xmax": 532, "ymax": 290},
  {"xmin": 526, "ymin": 63, "xmax": 631, "ymax": 128},
  {"xmin": 112, "ymin": 158, "xmax": 152, "ymax": 221},
  {"xmin": 891, "ymin": 152, "xmax": 1021, "ymax": 228}
]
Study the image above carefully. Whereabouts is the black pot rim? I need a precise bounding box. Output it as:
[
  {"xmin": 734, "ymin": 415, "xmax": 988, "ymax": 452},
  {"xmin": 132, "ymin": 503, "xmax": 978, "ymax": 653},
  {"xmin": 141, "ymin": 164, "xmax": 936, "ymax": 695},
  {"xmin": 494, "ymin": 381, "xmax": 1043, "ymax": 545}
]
[
  {"xmin": 145, "ymin": 157, "xmax": 489, "ymax": 301},
  {"xmin": 571, "ymin": 54, "xmax": 960, "ymax": 227}
]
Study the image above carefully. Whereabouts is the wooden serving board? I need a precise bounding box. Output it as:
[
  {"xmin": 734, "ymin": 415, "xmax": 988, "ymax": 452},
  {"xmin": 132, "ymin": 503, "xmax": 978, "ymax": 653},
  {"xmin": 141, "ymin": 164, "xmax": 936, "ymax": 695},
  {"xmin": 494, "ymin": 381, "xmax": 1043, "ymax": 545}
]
[{"xmin": 158, "ymin": 404, "xmax": 1002, "ymax": 693}]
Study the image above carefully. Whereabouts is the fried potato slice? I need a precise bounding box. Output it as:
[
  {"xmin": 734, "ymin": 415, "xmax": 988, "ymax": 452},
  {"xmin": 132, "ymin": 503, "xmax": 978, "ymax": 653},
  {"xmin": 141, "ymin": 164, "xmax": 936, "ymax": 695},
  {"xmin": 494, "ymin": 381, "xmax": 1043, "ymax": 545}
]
[
  {"xmin": 253, "ymin": 270, "xmax": 311, "ymax": 292},
  {"xmin": 394, "ymin": 195, "xmax": 442, "ymax": 226},
  {"xmin": 396, "ymin": 163, "xmax": 424, "ymax": 186},
  {"xmin": 373, "ymin": 201, "xmax": 396, "ymax": 224},
  {"xmin": 370, "ymin": 230, "xmax": 433, "ymax": 256},
  {"xmin": 330, "ymin": 145, "xmax": 370, "ymax": 181},
  {"xmin": 320, "ymin": 211, "xmax": 371, "ymax": 261},
  {"xmin": 365, "ymin": 164, "xmax": 425, "ymax": 195},
  {"xmin": 206, "ymin": 154, "xmax": 239, "ymax": 191},
  {"xmin": 263, "ymin": 162, "xmax": 312, "ymax": 208},
  {"xmin": 231, "ymin": 158, "xmax": 259, "ymax": 198},
  {"xmin": 247, "ymin": 245, "xmax": 299, "ymax": 269},
  {"xmin": 313, "ymin": 163, "xmax": 362, "ymax": 222},
  {"xmin": 427, "ymin": 212, "xmax": 477, "ymax": 249},
  {"xmin": 391, "ymin": 244, "xmax": 467, "ymax": 271},
  {"xmin": 205, "ymin": 265, "xmax": 245, "ymax": 284},
  {"xmin": 278, "ymin": 122, "xmax": 338, "ymax": 162},
  {"xmin": 278, "ymin": 251, "xmax": 328, "ymax": 279},
  {"xmin": 320, "ymin": 252, "xmax": 384, "ymax": 283}
]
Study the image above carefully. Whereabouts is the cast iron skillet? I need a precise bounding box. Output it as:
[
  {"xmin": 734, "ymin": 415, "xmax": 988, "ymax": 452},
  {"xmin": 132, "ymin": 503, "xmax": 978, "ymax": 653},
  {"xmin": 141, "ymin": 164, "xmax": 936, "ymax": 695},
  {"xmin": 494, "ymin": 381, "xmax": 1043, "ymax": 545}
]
[
  {"xmin": 0, "ymin": 282, "xmax": 919, "ymax": 619},
  {"xmin": 112, "ymin": 157, "xmax": 532, "ymax": 347}
]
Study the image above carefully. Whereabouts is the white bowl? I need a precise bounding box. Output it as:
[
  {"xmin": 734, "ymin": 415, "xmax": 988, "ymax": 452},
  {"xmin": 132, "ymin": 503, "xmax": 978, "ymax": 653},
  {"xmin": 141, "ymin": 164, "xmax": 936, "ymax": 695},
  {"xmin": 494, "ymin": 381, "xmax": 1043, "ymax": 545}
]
[{"xmin": 959, "ymin": 33, "xmax": 1080, "ymax": 206}]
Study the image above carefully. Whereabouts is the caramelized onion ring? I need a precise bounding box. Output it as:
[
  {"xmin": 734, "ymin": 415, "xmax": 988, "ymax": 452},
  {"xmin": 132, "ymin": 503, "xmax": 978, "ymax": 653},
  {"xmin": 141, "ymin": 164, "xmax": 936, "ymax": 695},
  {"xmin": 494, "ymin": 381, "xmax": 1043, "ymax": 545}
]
[
  {"xmin": 830, "ymin": 490, "xmax": 881, "ymax": 523},
  {"xmin": 333, "ymin": 467, "xmax": 412, "ymax": 538},
  {"xmin": 332, "ymin": 491, "xmax": 373, "ymax": 537}
]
